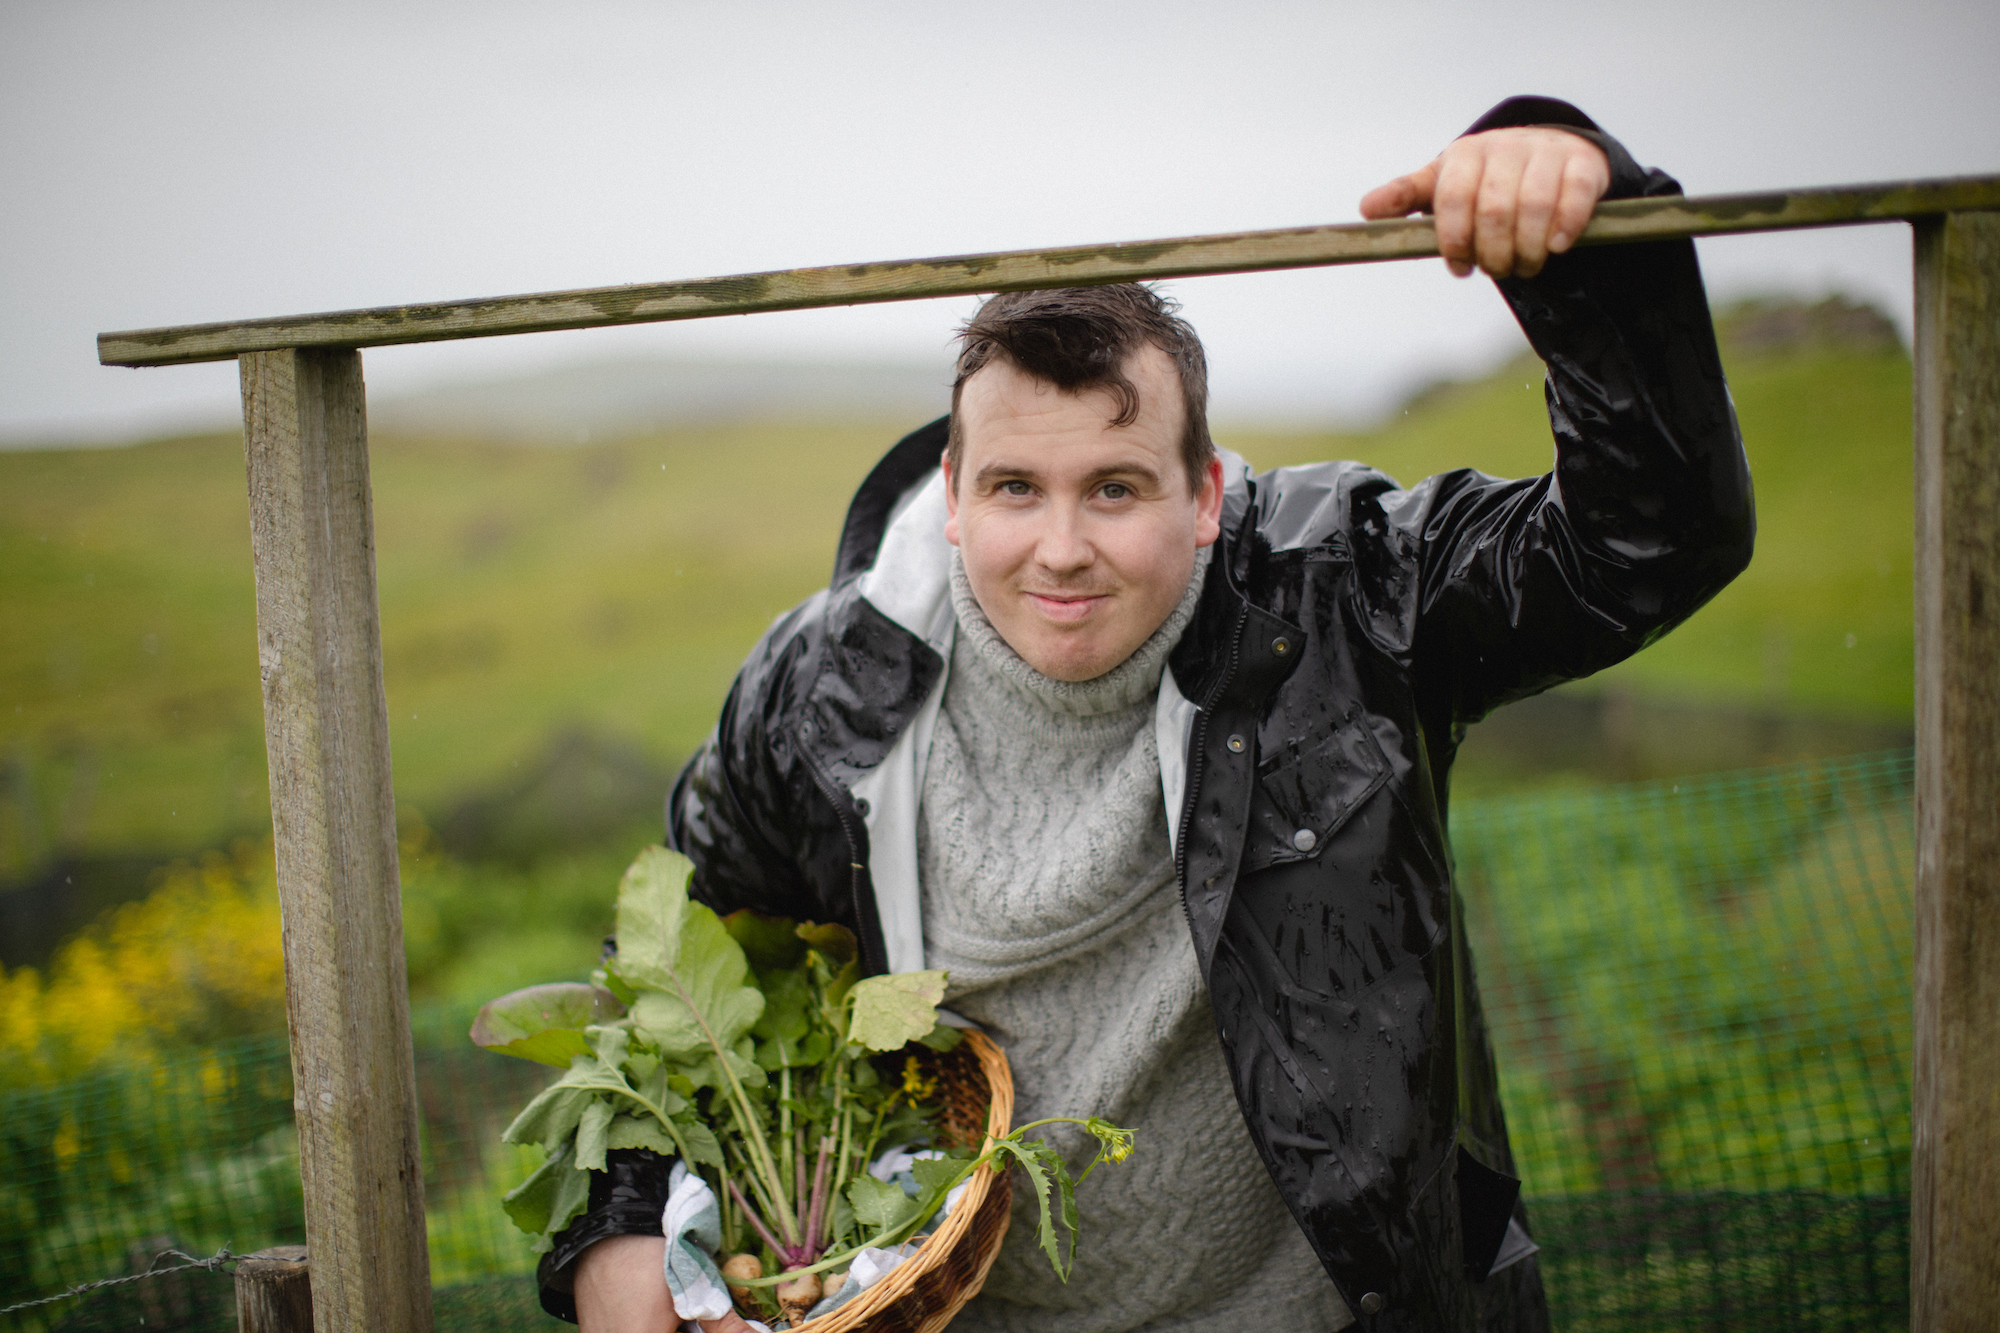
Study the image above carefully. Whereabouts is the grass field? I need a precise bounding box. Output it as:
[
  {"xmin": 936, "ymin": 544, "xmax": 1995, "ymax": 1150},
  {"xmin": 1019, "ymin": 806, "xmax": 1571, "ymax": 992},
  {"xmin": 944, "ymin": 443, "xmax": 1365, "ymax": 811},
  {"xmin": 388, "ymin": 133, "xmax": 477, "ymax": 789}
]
[{"xmin": 1, "ymin": 311, "xmax": 1915, "ymax": 892}]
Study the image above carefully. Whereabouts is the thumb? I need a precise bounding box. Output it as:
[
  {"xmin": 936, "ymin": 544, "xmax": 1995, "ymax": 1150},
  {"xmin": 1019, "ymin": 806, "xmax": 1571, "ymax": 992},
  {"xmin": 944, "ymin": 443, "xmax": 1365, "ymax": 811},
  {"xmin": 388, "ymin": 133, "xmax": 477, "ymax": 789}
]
[
  {"xmin": 699, "ymin": 1313, "xmax": 759, "ymax": 1333},
  {"xmin": 1359, "ymin": 159, "xmax": 1439, "ymax": 220}
]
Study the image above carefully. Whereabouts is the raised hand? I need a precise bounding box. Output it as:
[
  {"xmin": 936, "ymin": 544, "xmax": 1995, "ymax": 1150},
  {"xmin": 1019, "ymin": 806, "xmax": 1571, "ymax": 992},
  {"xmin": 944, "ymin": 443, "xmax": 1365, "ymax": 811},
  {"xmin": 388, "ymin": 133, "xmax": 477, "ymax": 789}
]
[{"xmin": 1360, "ymin": 127, "xmax": 1610, "ymax": 280}]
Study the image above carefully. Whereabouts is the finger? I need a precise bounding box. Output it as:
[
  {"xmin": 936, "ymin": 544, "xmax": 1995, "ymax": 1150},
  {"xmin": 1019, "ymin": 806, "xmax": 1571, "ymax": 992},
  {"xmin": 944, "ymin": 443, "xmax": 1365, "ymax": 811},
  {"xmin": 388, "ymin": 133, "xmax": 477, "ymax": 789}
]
[
  {"xmin": 1359, "ymin": 160, "xmax": 1438, "ymax": 220},
  {"xmin": 1430, "ymin": 144, "xmax": 1484, "ymax": 276},
  {"xmin": 1473, "ymin": 135, "xmax": 1533, "ymax": 279},
  {"xmin": 1548, "ymin": 150, "xmax": 1609, "ymax": 255},
  {"xmin": 1509, "ymin": 145, "xmax": 1570, "ymax": 278}
]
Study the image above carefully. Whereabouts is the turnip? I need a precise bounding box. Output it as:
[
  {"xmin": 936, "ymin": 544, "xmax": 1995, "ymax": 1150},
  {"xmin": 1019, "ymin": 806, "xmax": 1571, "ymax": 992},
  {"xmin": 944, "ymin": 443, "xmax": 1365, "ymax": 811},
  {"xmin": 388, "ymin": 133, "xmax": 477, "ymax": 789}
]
[
  {"xmin": 720, "ymin": 1253, "xmax": 763, "ymax": 1311},
  {"xmin": 775, "ymin": 1269, "xmax": 822, "ymax": 1325}
]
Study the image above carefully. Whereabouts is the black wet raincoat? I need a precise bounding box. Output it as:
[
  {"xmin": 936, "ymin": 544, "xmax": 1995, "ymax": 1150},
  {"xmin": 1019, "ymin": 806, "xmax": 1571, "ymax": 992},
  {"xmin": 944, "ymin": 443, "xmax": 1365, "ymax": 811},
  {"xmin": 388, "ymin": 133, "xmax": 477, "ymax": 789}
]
[{"xmin": 560, "ymin": 97, "xmax": 1753, "ymax": 1331}]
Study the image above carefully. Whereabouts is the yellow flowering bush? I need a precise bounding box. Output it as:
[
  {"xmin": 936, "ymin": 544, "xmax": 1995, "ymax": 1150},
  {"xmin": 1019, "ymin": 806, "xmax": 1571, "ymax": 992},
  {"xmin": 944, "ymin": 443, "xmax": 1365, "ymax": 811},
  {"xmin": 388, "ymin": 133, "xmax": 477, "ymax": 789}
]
[{"xmin": 0, "ymin": 841, "xmax": 287, "ymax": 1091}]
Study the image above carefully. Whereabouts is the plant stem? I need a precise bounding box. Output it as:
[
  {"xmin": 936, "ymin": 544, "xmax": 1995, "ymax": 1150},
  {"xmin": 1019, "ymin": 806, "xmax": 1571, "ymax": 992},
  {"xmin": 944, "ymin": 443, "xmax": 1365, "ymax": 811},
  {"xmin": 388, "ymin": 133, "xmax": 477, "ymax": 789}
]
[
  {"xmin": 658, "ymin": 961, "xmax": 797, "ymax": 1236},
  {"xmin": 806, "ymin": 1136, "xmax": 834, "ymax": 1249},
  {"xmin": 795, "ymin": 1127, "xmax": 808, "ymax": 1223},
  {"xmin": 727, "ymin": 1177, "xmax": 792, "ymax": 1263},
  {"xmin": 717, "ymin": 1163, "xmax": 739, "ymax": 1253},
  {"xmin": 724, "ymin": 1122, "xmax": 793, "ymax": 1247},
  {"xmin": 780, "ymin": 1065, "xmax": 793, "ymax": 1190}
]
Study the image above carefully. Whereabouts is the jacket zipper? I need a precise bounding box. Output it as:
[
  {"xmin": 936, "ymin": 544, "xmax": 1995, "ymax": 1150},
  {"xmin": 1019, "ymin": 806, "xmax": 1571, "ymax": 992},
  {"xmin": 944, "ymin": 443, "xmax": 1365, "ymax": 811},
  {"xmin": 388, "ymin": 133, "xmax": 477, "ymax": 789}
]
[{"xmin": 1174, "ymin": 601, "xmax": 1249, "ymax": 925}]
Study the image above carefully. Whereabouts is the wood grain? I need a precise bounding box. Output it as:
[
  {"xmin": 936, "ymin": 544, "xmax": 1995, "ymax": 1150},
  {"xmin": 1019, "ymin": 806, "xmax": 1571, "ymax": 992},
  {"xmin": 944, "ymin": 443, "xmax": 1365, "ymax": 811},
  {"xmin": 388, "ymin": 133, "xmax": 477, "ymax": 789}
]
[
  {"xmin": 234, "ymin": 1246, "xmax": 312, "ymax": 1333},
  {"xmin": 239, "ymin": 349, "xmax": 434, "ymax": 1333},
  {"xmin": 1911, "ymin": 210, "xmax": 2000, "ymax": 1332},
  {"xmin": 101, "ymin": 174, "xmax": 2000, "ymax": 367}
]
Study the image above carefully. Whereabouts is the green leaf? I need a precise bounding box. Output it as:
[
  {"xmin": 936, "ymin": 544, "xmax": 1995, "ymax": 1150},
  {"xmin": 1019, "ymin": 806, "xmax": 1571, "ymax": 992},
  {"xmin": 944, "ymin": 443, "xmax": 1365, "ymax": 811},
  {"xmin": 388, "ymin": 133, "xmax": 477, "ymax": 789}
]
[
  {"xmin": 615, "ymin": 849, "xmax": 765, "ymax": 1066},
  {"xmin": 917, "ymin": 1024, "xmax": 965, "ymax": 1053},
  {"xmin": 502, "ymin": 1081, "xmax": 597, "ymax": 1152},
  {"xmin": 847, "ymin": 1173, "xmax": 922, "ymax": 1232},
  {"xmin": 611, "ymin": 847, "xmax": 698, "ymax": 990},
  {"xmin": 752, "ymin": 967, "xmax": 812, "ymax": 1044},
  {"xmin": 547, "ymin": 1146, "xmax": 594, "ymax": 1245},
  {"xmin": 503, "ymin": 1140, "xmax": 593, "ymax": 1249},
  {"xmin": 724, "ymin": 909, "xmax": 806, "ymax": 970},
  {"xmin": 824, "ymin": 958, "xmax": 861, "ymax": 1017},
  {"xmin": 796, "ymin": 920, "xmax": 858, "ymax": 967},
  {"xmin": 752, "ymin": 966, "xmax": 817, "ymax": 1070},
  {"xmin": 605, "ymin": 1113, "xmax": 678, "ymax": 1156},
  {"xmin": 470, "ymin": 983, "xmax": 626, "ymax": 1068},
  {"xmin": 673, "ymin": 1113, "xmax": 727, "ymax": 1168},
  {"xmin": 874, "ymin": 1100, "xmax": 936, "ymax": 1151},
  {"xmin": 574, "ymin": 1098, "xmax": 615, "ymax": 1172},
  {"xmin": 848, "ymin": 971, "xmax": 948, "ymax": 1051},
  {"xmin": 830, "ymin": 1187, "xmax": 856, "ymax": 1246},
  {"xmin": 593, "ymin": 966, "xmax": 638, "ymax": 1008},
  {"xmin": 631, "ymin": 1062, "xmax": 686, "ymax": 1118},
  {"xmin": 1054, "ymin": 1144, "xmax": 1079, "ymax": 1272},
  {"xmin": 911, "ymin": 1155, "xmax": 968, "ymax": 1196},
  {"xmin": 503, "ymin": 1143, "xmax": 568, "ymax": 1236},
  {"xmin": 591, "ymin": 1024, "xmax": 633, "ymax": 1068},
  {"xmin": 993, "ymin": 1138, "xmax": 1067, "ymax": 1280}
]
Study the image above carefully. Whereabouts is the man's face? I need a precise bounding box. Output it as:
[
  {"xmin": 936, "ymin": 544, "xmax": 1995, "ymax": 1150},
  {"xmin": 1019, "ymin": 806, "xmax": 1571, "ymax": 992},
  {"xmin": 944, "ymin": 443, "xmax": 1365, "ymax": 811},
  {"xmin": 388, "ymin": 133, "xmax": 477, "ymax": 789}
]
[{"xmin": 944, "ymin": 344, "xmax": 1223, "ymax": 682}]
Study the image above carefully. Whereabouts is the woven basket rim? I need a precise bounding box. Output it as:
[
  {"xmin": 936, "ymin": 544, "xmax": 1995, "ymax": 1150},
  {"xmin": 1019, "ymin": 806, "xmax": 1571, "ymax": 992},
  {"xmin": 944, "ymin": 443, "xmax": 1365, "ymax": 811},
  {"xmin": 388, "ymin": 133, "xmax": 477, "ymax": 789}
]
[{"xmin": 797, "ymin": 1028, "xmax": 1014, "ymax": 1332}]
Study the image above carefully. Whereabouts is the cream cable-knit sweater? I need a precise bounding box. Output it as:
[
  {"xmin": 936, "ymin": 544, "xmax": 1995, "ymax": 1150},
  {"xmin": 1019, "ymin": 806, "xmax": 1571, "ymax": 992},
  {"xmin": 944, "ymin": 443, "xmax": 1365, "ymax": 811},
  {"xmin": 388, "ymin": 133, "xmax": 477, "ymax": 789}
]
[{"xmin": 918, "ymin": 549, "xmax": 1353, "ymax": 1333}]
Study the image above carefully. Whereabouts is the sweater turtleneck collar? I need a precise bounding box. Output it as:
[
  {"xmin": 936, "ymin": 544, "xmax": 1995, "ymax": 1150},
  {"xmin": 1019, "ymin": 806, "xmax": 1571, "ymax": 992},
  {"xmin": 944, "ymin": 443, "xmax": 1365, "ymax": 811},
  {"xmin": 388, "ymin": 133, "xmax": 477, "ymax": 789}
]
[{"xmin": 947, "ymin": 544, "xmax": 1212, "ymax": 720}]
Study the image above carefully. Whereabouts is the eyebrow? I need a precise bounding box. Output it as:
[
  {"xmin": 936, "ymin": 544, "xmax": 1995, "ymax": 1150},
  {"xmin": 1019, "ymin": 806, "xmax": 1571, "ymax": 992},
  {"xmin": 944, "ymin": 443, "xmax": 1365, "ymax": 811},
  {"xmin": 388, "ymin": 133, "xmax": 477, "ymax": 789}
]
[{"xmin": 972, "ymin": 460, "xmax": 1165, "ymax": 489}]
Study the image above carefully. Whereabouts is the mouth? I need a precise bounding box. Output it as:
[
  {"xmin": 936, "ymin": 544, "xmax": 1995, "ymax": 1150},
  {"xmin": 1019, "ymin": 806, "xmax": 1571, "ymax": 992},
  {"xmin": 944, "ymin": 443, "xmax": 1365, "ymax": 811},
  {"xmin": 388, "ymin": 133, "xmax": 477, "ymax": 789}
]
[{"xmin": 1023, "ymin": 590, "xmax": 1110, "ymax": 624}]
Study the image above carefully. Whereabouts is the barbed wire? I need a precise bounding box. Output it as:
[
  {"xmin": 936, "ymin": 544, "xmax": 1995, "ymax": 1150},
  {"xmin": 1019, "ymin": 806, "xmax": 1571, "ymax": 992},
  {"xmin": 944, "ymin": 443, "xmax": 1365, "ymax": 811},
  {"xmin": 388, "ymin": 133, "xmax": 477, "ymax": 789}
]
[{"xmin": 0, "ymin": 1245, "xmax": 254, "ymax": 1317}]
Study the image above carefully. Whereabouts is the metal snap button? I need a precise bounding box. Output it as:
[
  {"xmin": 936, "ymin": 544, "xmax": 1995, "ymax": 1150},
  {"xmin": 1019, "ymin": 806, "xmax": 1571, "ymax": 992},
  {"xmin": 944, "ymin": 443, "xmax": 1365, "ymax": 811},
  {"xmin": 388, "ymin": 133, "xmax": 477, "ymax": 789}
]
[
  {"xmin": 1272, "ymin": 636, "xmax": 1292, "ymax": 656},
  {"xmin": 1358, "ymin": 1291, "xmax": 1384, "ymax": 1314},
  {"xmin": 1292, "ymin": 827, "xmax": 1318, "ymax": 852},
  {"xmin": 852, "ymin": 797, "xmax": 871, "ymax": 817},
  {"xmin": 1226, "ymin": 734, "xmax": 1245, "ymax": 753}
]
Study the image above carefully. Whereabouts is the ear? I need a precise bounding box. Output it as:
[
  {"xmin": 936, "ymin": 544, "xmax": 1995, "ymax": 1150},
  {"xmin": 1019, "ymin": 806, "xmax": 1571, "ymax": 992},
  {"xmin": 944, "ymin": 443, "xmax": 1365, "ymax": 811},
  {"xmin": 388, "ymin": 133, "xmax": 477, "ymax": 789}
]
[
  {"xmin": 941, "ymin": 449, "xmax": 961, "ymax": 546},
  {"xmin": 1193, "ymin": 457, "xmax": 1224, "ymax": 547}
]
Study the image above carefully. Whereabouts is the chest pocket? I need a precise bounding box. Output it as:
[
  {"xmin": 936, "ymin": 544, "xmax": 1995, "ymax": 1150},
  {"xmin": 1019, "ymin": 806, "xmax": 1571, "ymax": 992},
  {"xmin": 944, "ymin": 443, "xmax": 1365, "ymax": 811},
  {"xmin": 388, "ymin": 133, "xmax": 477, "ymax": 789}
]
[{"xmin": 1243, "ymin": 705, "xmax": 1390, "ymax": 874}]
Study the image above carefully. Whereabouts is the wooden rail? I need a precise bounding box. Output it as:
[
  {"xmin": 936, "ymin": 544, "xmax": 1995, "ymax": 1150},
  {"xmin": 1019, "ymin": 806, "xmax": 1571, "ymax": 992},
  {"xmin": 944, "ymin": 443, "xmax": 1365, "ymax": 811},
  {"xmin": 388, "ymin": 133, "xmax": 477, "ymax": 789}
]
[
  {"xmin": 100, "ymin": 173, "xmax": 2000, "ymax": 368},
  {"xmin": 90, "ymin": 173, "xmax": 1999, "ymax": 1333}
]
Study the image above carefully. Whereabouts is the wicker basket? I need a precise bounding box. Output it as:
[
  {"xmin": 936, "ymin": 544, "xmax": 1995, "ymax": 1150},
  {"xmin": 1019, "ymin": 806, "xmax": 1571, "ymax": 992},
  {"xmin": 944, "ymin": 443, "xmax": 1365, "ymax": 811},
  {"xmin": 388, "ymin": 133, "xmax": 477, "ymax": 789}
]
[{"xmin": 798, "ymin": 1029, "xmax": 1014, "ymax": 1333}]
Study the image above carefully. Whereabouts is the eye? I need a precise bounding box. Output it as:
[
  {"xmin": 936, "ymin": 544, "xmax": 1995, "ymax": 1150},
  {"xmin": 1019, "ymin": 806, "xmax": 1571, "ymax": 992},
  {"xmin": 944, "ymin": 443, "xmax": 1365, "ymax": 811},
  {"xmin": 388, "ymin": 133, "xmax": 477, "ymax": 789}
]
[
  {"xmin": 1001, "ymin": 480, "xmax": 1033, "ymax": 496},
  {"xmin": 1099, "ymin": 482, "xmax": 1132, "ymax": 500}
]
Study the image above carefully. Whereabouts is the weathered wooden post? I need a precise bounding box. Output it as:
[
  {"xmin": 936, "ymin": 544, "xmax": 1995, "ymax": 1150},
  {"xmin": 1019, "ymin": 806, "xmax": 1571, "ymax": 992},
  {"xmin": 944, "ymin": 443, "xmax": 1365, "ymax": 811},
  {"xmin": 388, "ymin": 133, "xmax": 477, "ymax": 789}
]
[
  {"xmin": 239, "ymin": 348, "xmax": 433, "ymax": 1333},
  {"xmin": 1911, "ymin": 210, "xmax": 2000, "ymax": 1332},
  {"xmin": 234, "ymin": 1246, "xmax": 312, "ymax": 1333}
]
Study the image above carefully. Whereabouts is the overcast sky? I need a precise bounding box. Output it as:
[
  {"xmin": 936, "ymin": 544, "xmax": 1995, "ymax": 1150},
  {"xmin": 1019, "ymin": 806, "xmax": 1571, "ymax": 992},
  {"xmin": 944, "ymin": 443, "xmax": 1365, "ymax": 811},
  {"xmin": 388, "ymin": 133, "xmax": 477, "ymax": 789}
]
[{"xmin": 4, "ymin": 0, "xmax": 1996, "ymax": 443}]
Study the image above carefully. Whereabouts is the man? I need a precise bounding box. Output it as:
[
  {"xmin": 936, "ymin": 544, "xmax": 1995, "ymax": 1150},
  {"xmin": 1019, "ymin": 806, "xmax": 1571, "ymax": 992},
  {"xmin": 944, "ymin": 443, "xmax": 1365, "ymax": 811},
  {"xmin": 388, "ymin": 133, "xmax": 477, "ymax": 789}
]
[{"xmin": 544, "ymin": 96, "xmax": 1754, "ymax": 1333}]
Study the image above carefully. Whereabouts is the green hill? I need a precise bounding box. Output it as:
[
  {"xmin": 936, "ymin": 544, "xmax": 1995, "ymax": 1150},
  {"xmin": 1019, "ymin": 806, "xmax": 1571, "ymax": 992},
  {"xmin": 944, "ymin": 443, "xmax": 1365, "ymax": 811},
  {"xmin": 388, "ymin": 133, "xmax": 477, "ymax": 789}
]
[{"xmin": 1, "ymin": 300, "xmax": 1915, "ymax": 945}]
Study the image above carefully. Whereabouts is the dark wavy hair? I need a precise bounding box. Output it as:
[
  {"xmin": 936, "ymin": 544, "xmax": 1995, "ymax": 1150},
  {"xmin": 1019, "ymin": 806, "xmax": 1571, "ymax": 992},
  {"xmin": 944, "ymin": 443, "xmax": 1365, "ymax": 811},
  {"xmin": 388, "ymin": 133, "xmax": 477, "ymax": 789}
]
[{"xmin": 947, "ymin": 284, "xmax": 1215, "ymax": 494}]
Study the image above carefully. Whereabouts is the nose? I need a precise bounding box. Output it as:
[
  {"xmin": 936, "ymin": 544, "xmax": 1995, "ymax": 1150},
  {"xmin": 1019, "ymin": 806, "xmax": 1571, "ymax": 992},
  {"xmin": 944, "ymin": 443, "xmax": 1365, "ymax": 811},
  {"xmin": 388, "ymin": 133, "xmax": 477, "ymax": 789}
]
[{"xmin": 1034, "ymin": 499, "xmax": 1095, "ymax": 575}]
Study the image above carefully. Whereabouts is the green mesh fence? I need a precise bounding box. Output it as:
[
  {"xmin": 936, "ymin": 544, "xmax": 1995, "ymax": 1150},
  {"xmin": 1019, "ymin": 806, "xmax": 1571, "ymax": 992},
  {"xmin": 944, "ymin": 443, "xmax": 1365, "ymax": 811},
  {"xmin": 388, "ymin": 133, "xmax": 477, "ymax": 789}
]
[
  {"xmin": 1, "ymin": 751, "xmax": 1914, "ymax": 1331},
  {"xmin": 1453, "ymin": 749, "xmax": 1913, "ymax": 1330}
]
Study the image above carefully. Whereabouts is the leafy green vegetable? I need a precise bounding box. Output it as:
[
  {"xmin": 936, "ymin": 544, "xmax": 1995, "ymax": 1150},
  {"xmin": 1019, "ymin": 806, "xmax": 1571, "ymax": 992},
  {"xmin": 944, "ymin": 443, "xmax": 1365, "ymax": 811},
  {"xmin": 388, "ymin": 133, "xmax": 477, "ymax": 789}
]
[
  {"xmin": 476, "ymin": 844, "xmax": 1135, "ymax": 1306},
  {"xmin": 847, "ymin": 1173, "xmax": 923, "ymax": 1232},
  {"xmin": 847, "ymin": 970, "xmax": 949, "ymax": 1051},
  {"xmin": 616, "ymin": 849, "xmax": 767, "ymax": 1071},
  {"xmin": 605, "ymin": 1112, "xmax": 678, "ymax": 1156},
  {"xmin": 795, "ymin": 920, "xmax": 858, "ymax": 966},
  {"xmin": 502, "ymin": 1081, "xmax": 597, "ymax": 1155},
  {"xmin": 469, "ymin": 982, "xmax": 625, "ymax": 1068},
  {"xmin": 724, "ymin": 909, "xmax": 809, "ymax": 971},
  {"xmin": 503, "ymin": 1140, "xmax": 593, "ymax": 1252}
]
